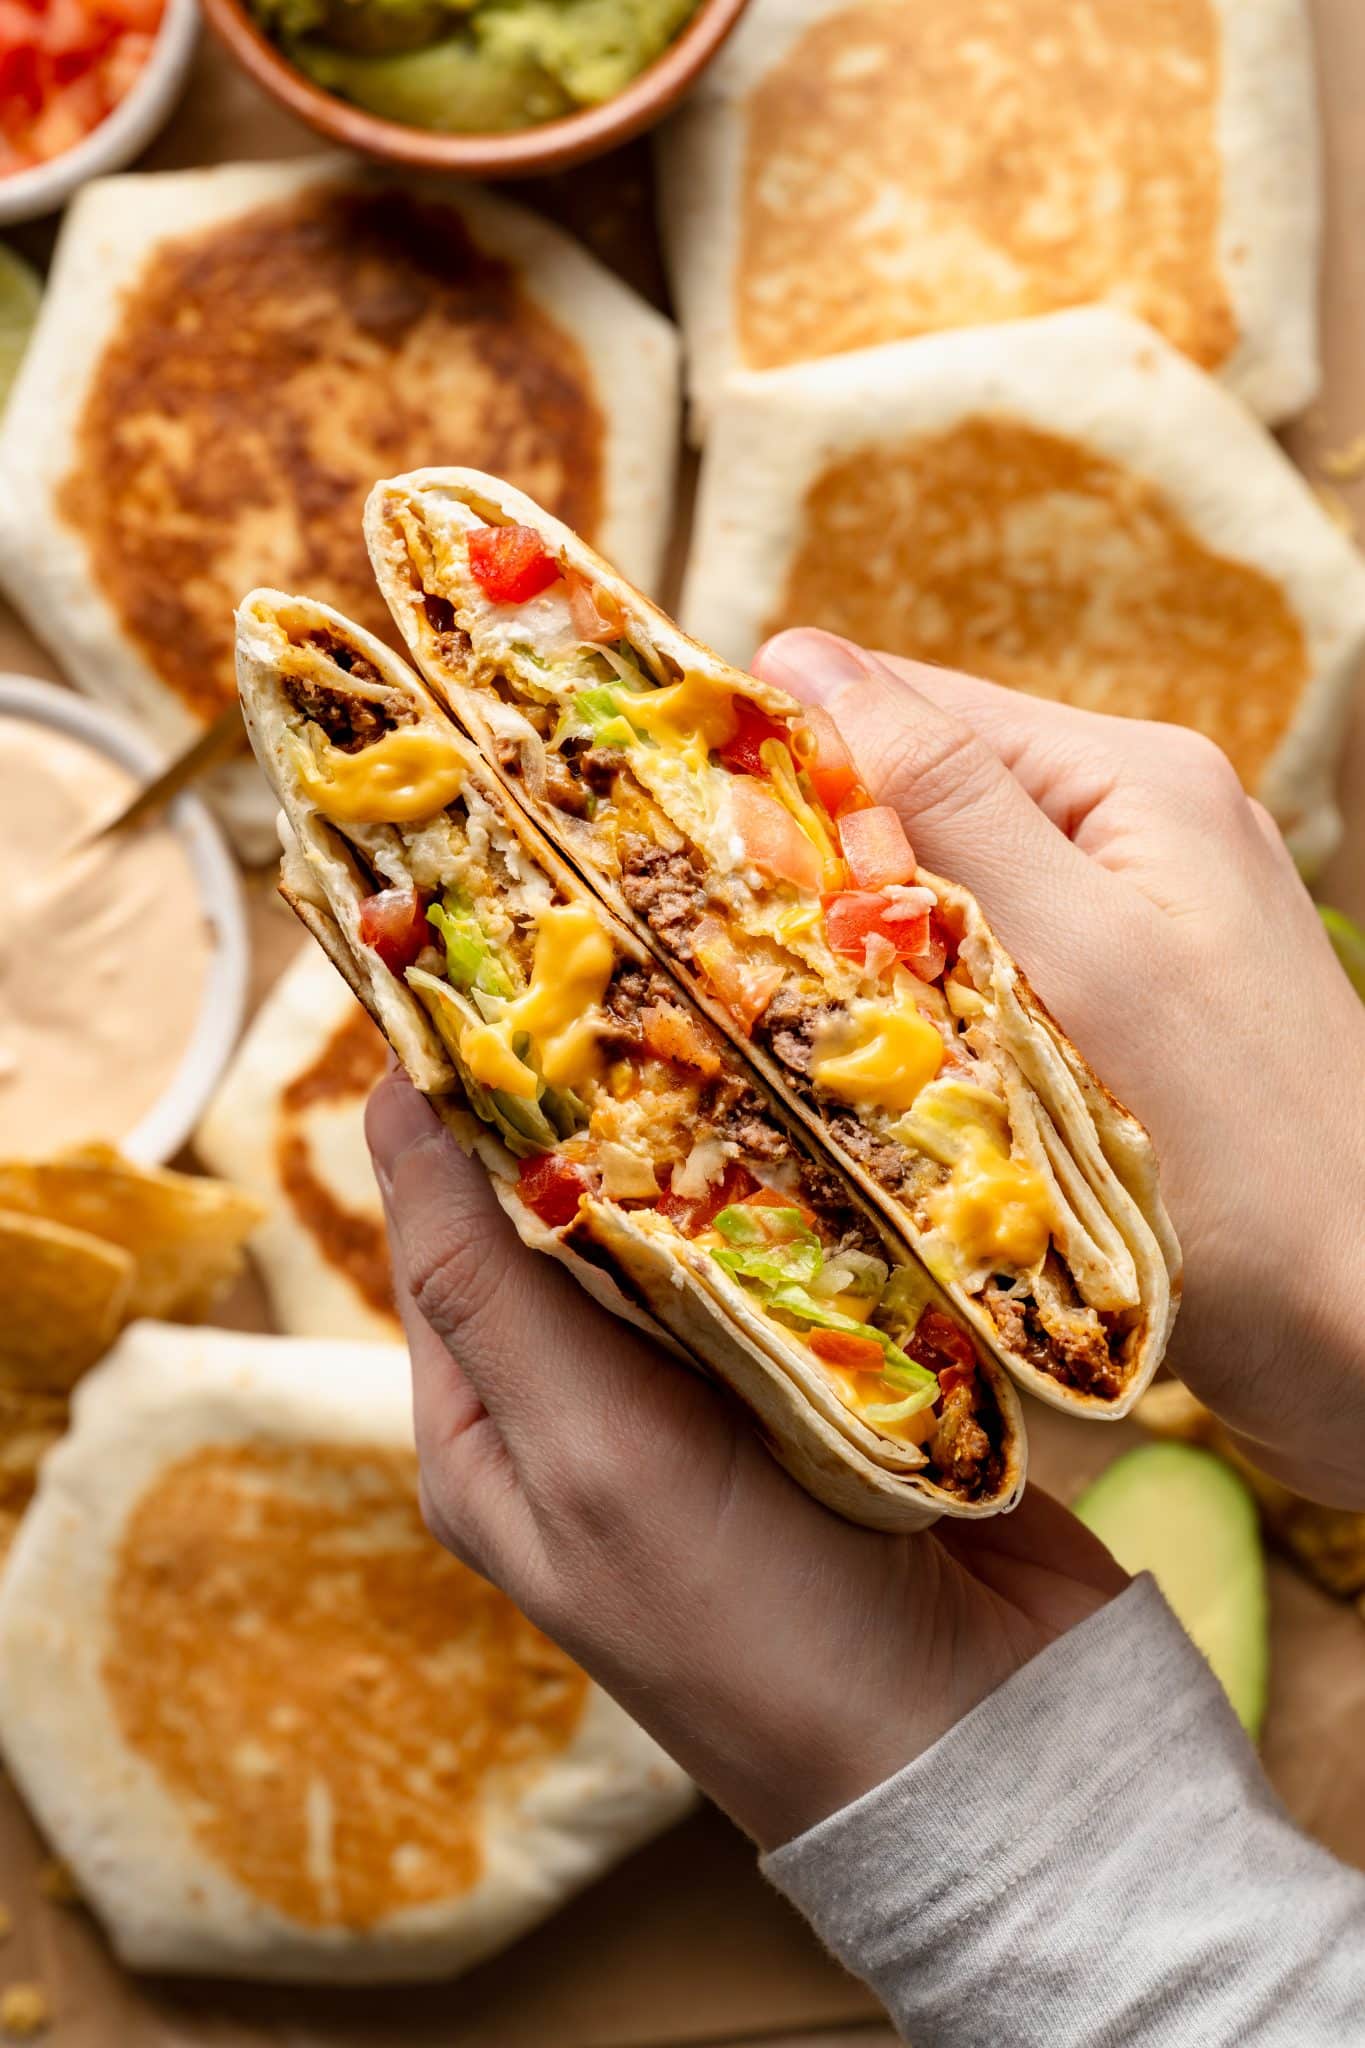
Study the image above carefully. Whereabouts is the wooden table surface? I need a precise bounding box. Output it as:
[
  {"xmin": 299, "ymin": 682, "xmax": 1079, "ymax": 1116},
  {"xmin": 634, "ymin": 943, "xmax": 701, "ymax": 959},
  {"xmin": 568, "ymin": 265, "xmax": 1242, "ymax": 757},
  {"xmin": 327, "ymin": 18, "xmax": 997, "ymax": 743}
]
[{"xmin": 1, "ymin": 6, "xmax": 1363, "ymax": 2045}]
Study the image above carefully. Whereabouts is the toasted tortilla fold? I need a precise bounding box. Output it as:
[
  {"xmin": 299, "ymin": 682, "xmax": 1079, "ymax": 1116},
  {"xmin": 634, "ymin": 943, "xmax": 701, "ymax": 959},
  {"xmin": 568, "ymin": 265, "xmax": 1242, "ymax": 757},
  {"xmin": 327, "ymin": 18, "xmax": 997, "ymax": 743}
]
[
  {"xmin": 237, "ymin": 588, "xmax": 1026, "ymax": 1532},
  {"xmin": 363, "ymin": 467, "xmax": 1180, "ymax": 1421}
]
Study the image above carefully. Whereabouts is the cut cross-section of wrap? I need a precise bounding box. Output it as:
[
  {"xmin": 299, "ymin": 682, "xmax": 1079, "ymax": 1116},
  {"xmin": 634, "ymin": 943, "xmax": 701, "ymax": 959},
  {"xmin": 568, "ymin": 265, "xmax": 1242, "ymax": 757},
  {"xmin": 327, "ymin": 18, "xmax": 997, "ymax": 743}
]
[
  {"xmin": 236, "ymin": 588, "xmax": 1026, "ymax": 1531},
  {"xmin": 364, "ymin": 468, "xmax": 1181, "ymax": 1419}
]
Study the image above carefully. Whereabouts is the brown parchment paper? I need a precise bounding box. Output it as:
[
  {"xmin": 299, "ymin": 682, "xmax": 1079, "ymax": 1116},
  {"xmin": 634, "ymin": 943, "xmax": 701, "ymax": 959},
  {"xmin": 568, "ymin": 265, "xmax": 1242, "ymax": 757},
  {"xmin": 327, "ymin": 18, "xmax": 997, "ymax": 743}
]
[{"xmin": 0, "ymin": 1, "xmax": 1361, "ymax": 2040}]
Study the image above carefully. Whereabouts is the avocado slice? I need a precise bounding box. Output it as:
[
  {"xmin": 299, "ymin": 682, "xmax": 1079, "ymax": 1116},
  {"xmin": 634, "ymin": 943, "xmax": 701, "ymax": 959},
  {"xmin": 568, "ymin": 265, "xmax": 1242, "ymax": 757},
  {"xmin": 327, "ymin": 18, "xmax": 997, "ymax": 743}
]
[{"xmin": 1075, "ymin": 1443, "xmax": 1269, "ymax": 1738}]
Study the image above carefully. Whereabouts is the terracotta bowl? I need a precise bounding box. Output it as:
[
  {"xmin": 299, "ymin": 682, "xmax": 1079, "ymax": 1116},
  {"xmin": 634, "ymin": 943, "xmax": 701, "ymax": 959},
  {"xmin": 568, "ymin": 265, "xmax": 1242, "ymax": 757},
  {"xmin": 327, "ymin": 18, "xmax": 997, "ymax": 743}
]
[{"xmin": 201, "ymin": 0, "xmax": 750, "ymax": 176}]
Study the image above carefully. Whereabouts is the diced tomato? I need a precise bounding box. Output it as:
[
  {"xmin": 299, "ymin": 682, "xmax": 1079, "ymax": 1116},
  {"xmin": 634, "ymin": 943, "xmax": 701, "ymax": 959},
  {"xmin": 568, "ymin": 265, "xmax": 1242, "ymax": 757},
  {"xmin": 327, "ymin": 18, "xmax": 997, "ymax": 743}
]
[
  {"xmin": 0, "ymin": 0, "xmax": 162, "ymax": 171},
  {"xmin": 909, "ymin": 1307, "xmax": 977, "ymax": 1392},
  {"xmin": 838, "ymin": 805, "xmax": 916, "ymax": 888},
  {"xmin": 822, "ymin": 891, "xmax": 948, "ymax": 980},
  {"xmin": 358, "ymin": 887, "xmax": 430, "ymax": 976},
  {"xmin": 808, "ymin": 1329, "xmax": 887, "ymax": 1374},
  {"xmin": 565, "ymin": 568, "xmax": 621, "ymax": 644},
  {"xmin": 517, "ymin": 1153, "xmax": 591, "ymax": 1230},
  {"xmin": 730, "ymin": 776, "xmax": 823, "ymax": 892},
  {"xmin": 655, "ymin": 1161, "xmax": 757, "ymax": 1237},
  {"xmin": 716, "ymin": 699, "xmax": 792, "ymax": 778},
  {"xmin": 742, "ymin": 1185, "xmax": 816, "ymax": 1226},
  {"xmin": 467, "ymin": 525, "xmax": 561, "ymax": 605},
  {"xmin": 692, "ymin": 917, "xmax": 786, "ymax": 1034},
  {"xmin": 792, "ymin": 706, "xmax": 860, "ymax": 816},
  {"xmin": 641, "ymin": 1002, "xmax": 723, "ymax": 1079}
]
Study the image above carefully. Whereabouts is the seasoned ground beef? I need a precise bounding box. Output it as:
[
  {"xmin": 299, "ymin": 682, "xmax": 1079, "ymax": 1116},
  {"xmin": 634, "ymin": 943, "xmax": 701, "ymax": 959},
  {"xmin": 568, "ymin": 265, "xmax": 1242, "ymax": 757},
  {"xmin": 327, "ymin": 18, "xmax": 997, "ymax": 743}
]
[
  {"xmin": 281, "ymin": 670, "xmax": 406, "ymax": 753},
  {"xmin": 984, "ymin": 1280, "xmax": 1124, "ymax": 1399},
  {"xmin": 544, "ymin": 752, "xmax": 592, "ymax": 817},
  {"xmin": 827, "ymin": 1112, "xmax": 921, "ymax": 1196},
  {"xmin": 757, "ymin": 984, "xmax": 831, "ymax": 1079},
  {"xmin": 618, "ymin": 834, "xmax": 707, "ymax": 953},
  {"xmin": 930, "ymin": 1382, "xmax": 994, "ymax": 1493}
]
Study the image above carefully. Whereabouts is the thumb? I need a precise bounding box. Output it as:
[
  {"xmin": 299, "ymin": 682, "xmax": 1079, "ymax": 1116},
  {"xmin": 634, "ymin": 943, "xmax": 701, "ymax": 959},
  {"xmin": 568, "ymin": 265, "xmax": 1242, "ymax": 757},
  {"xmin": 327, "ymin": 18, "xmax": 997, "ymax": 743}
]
[{"xmin": 754, "ymin": 628, "xmax": 1122, "ymax": 993}]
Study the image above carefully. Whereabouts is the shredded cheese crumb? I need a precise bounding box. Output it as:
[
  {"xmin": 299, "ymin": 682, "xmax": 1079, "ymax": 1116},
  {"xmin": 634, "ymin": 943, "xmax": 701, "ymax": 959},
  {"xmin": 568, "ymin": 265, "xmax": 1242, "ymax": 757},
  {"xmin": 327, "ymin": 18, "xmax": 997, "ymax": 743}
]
[
  {"xmin": 1321, "ymin": 430, "xmax": 1365, "ymax": 482},
  {"xmin": 0, "ymin": 1984, "xmax": 49, "ymax": 2038},
  {"xmin": 35, "ymin": 1863, "xmax": 78, "ymax": 1908}
]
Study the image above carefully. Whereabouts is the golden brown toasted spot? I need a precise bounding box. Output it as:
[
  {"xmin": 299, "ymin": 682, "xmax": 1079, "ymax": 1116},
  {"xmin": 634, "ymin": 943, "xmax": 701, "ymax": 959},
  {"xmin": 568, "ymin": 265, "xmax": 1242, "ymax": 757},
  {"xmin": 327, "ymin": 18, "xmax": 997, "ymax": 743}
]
[
  {"xmin": 769, "ymin": 416, "xmax": 1309, "ymax": 785},
  {"xmin": 739, "ymin": 0, "xmax": 1234, "ymax": 372},
  {"xmin": 274, "ymin": 1006, "xmax": 395, "ymax": 1323},
  {"xmin": 104, "ymin": 1444, "xmax": 589, "ymax": 1929},
  {"xmin": 61, "ymin": 188, "xmax": 605, "ymax": 726}
]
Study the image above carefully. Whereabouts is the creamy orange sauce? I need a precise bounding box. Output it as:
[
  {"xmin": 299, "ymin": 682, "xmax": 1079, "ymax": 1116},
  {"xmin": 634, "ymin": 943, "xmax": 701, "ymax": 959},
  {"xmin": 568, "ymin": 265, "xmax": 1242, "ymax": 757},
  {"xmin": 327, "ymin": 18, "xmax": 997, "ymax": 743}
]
[{"xmin": 0, "ymin": 718, "xmax": 211, "ymax": 1154}]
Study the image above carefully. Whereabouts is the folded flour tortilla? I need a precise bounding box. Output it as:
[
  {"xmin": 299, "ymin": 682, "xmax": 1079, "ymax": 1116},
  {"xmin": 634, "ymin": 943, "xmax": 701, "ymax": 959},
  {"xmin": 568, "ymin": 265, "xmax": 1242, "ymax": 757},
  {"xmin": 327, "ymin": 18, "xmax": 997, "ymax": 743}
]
[
  {"xmin": 0, "ymin": 157, "xmax": 678, "ymax": 854},
  {"xmin": 680, "ymin": 309, "xmax": 1365, "ymax": 872},
  {"xmin": 0, "ymin": 1322, "xmax": 694, "ymax": 1980},
  {"xmin": 236, "ymin": 587, "xmax": 1026, "ymax": 1530},
  {"xmin": 196, "ymin": 945, "xmax": 401, "ymax": 1343},
  {"xmin": 366, "ymin": 468, "xmax": 1179, "ymax": 1422},
  {"xmin": 656, "ymin": 0, "xmax": 1319, "ymax": 430}
]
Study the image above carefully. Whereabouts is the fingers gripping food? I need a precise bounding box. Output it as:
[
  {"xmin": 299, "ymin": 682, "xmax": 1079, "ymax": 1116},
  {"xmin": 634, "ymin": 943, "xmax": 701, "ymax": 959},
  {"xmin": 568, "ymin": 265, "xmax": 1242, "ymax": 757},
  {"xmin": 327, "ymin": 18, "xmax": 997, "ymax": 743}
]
[
  {"xmin": 237, "ymin": 591, "xmax": 1026, "ymax": 1531},
  {"xmin": 364, "ymin": 470, "xmax": 1180, "ymax": 1420}
]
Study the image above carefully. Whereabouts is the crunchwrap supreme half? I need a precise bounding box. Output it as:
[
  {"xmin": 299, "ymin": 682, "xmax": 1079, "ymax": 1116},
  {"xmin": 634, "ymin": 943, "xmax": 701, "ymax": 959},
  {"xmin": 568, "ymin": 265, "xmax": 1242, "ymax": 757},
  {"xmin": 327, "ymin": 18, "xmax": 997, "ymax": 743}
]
[
  {"xmin": 236, "ymin": 589, "xmax": 1026, "ymax": 1532},
  {"xmin": 364, "ymin": 470, "xmax": 1181, "ymax": 1420}
]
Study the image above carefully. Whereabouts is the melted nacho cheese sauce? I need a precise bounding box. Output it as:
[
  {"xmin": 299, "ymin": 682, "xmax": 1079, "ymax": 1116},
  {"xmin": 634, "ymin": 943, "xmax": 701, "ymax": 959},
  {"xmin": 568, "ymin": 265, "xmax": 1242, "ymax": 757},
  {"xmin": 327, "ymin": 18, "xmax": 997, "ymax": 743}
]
[
  {"xmin": 275, "ymin": 1003, "xmax": 397, "ymax": 1329},
  {"xmin": 0, "ymin": 717, "xmax": 211, "ymax": 1154},
  {"xmin": 769, "ymin": 418, "xmax": 1310, "ymax": 785},
  {"xmin": 738, "ymin": 0, "xmax": 1234, "ymax": 374},
  {"xmin": 104, "ymin": 1442, "xmax": 588, "ymax": 1927},
  {"xmin": 59, "ymin": 188, "xmax": 604, "ymax": 727}
]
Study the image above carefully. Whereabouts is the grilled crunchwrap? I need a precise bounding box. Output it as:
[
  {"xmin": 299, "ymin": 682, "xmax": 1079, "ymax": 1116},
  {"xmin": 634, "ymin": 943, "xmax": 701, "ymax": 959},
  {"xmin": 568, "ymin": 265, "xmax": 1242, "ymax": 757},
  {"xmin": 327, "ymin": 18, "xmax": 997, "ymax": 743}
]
[
  {"xmin": 363, "ymin": 469, "xmax": 1180, "ymax": 1421},
  {"xmin": 237, "ymin": 588, "xmax": 1027, "ymax": 1532}
]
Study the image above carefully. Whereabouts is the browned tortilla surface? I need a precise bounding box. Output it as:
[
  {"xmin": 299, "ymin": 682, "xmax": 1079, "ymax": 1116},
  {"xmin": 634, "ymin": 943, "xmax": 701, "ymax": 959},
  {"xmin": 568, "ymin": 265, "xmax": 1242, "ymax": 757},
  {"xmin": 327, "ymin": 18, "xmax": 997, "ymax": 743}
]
[
  {"xmin": 738, "ymin": 0, "xmax": 1235, "ymax": 373},
  {"xmin": 103, "ymin": 1441, "xmax": 589, "ymax": 1927},
  {"xmin": 767, "ymin": 417, "xmax": 1310, "ymax": 784},
  {"xmin": 60, "ymin": 187, "xmax": 605, "ymax": 726}
]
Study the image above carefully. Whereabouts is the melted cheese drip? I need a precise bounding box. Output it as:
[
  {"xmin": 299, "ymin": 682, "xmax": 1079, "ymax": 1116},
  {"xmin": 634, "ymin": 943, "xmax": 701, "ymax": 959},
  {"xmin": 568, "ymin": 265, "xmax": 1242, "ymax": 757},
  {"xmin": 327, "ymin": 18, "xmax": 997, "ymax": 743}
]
[
  {"xmin": 618, "ymin": 671, "xmax": 740, "ymax": 774},
  {"xmin": 289, "ymin": 726, "xmax": 468, "ymax": 824},
  {"xmin": 926, "ymin": 1129, "xmax": 1052, "ymax": 1268},
  {"xmin": 459, "ymin": 903, "xmax": 614, "ymax": 1100},
  {"xmin": 811, "ymin": 1000, "xmax": 945, "ymax": 1113}
]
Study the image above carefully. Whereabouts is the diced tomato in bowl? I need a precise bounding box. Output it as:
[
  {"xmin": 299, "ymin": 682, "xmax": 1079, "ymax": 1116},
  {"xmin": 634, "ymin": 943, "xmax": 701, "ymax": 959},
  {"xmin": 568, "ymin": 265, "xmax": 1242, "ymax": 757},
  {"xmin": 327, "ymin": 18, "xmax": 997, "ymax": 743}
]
[{"xmin": 0, "ymin": 0, "xmax": 191, "ymax": 220}]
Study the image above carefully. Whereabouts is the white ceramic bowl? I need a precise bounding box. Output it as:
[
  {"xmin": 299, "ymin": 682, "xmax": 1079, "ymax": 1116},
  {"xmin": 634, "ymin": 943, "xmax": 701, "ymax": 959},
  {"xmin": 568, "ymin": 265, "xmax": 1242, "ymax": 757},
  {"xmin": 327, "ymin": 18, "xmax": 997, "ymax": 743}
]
[
  {"xmin": 0, "ymin": 0, "xmax": 199, "ymax": 229},
  {"xmin": 0, "ymin": 673, "xmax": 248, "ymax": 1164}
]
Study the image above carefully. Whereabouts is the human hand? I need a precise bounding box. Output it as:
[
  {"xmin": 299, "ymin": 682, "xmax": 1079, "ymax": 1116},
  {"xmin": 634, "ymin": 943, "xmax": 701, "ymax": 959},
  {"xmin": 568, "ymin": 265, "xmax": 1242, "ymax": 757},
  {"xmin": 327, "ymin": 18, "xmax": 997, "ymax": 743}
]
[
  {"xmin": 368, "ymin": 1071, "xmax": 1126, "ymax": 1852},
  {"xmin": 753, "ymin": 630, "xmax": 1365, "ymax": 1508}
]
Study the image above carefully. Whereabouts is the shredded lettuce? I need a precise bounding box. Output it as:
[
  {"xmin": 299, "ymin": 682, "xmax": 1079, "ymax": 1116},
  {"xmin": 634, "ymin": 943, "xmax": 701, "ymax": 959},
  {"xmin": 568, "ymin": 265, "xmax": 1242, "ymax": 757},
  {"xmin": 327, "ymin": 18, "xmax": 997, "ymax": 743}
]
[
  {"xmin": 551, "ymin": 686, "xmax": 641, "ymax": 752},
  {"xmin": 768, "ymin": 1284, "xmax": 938, "ymax": 1389},
  {"xmin": 712, "ymin": 1241, "xmax": 822, "ymax": 1290},
  {"xmin": 427, "ymin": 893, "xmax": 514, "ymax": 997},
  {"xmin": 864, "ymin": 1385, "xmax": 941, "ymax": 1424},
  {"xmin": 713, "ymin": 1204, "xmax": 817, "ymax": 1248}
]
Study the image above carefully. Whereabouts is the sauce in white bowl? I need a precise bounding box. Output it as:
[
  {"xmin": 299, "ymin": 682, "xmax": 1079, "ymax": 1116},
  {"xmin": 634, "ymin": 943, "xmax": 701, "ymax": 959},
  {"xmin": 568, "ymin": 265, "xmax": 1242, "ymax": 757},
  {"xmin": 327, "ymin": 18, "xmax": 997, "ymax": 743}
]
[{"xmin": 0, "ymin": 675, "xmax": 246, "ymax": 1162}]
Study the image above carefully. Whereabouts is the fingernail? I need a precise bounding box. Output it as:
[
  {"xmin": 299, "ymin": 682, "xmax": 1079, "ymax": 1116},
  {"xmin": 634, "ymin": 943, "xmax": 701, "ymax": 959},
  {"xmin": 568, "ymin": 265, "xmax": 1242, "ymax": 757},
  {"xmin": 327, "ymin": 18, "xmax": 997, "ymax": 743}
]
[
  {"xmin": 753, "ymin": 629, "xmax": 874, "ymax": 707},
  {"xmin": 366, "ymin": 1070, "xmax": 440, "ymax": 1185}
]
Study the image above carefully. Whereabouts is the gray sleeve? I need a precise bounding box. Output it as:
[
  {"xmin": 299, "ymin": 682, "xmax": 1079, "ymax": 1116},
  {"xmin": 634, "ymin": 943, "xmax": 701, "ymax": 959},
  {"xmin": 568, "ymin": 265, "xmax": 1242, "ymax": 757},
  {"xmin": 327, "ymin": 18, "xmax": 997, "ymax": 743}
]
[{"xmin": 762, "ymin": 1576, "xmax": 1365, "ymax": 2048}]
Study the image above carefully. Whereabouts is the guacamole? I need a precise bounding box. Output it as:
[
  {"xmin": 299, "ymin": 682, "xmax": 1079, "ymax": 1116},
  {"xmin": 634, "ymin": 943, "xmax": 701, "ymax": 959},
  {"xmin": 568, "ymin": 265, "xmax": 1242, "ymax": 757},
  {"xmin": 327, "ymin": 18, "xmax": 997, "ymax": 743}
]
[{"xmin": 250, "ymin": 0, "xmax": 703, "ymax": 131}]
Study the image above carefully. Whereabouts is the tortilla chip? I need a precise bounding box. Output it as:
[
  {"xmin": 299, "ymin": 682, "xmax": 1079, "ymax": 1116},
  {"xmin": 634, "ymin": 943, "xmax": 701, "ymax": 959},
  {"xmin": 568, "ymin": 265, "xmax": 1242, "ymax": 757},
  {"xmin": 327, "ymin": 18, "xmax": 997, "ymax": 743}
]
[
  {"xmin": 0, "ymin": 1211, "xmax": 133, "ymax": 1394},
  {"xmin": 0, "ymin": 1146, "xmax": 265, "ymax": 1323}
]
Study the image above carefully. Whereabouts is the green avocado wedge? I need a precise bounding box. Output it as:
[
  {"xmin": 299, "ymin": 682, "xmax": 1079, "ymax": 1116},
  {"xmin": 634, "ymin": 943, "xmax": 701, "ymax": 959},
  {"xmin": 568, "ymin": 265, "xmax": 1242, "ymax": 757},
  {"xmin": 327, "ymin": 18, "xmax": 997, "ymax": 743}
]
[{"xmin": 1075, "ymin": 1443, "xmax": 1269, "ymax": 1739}]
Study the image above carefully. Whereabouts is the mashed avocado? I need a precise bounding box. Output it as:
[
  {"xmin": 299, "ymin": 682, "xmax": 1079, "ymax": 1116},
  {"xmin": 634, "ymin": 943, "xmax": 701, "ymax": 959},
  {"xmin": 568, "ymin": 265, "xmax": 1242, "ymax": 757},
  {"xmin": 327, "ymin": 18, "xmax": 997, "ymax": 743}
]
[{"xmin": 251, "ymin": 0, "xmax": 702, "ymax": 131}]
